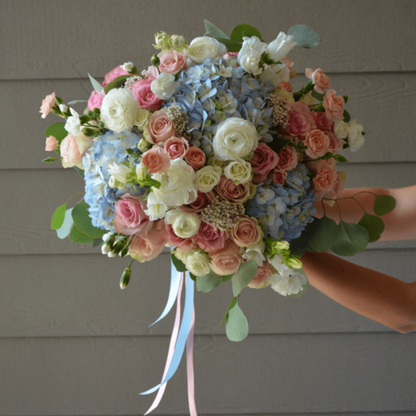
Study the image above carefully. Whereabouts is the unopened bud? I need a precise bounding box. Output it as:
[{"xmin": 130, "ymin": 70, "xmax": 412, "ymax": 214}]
[
  {"xmin": 286, "ymin": 257, "xmax": 303, "ymax": 269},
  {"xmin": 119, "ymin": 246, "xmax": 129, "ymax": 258},
  {"xmin": 170, "ymin": 34, "xmax": 186, "ymax": 50},
  {"xmin": 101, "ymin": 244, "xmax": 111, "ymax": 255},
  {"xmin": 122, "ymin": 62, "xmax": 134, "ymax": 72},
  {"xmin": 151, "ymin": 54, "xmax": 160, "ymax": 67},
  {"xmin": 59, "ymin": 104, "xmax": 68, "ymax": 113},
  {"xmin": 119, "ymin": 265, "xmax": 131, "ymax": 289}
]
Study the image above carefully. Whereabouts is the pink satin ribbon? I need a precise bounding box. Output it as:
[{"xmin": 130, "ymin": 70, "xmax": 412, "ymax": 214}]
[{"xmin": 186, "ymin": 305, "xmax": 197, "ymax": 416}]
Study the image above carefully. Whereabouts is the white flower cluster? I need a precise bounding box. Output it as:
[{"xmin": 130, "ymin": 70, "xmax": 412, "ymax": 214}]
[{"xmin": 334, "ymin": 119, "xmax": 365, "ymax": 152}]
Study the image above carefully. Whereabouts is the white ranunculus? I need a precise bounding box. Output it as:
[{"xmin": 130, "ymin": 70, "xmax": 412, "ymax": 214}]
[
  {"xmin": 224, "ymin": 158, "xmax": 252, "ymax": 184},
  {"xmin": 347, "ymin": 119, "xmax": 365, "ymax": 152},
  {"xmin": 151, "ymin": 72, "xmax": 179, "ymax": 100},
  {"xmin": 135, "ymin": 109, "xmax": 151, "ymax": 131},
  {"xmin": 187, "ymin": 36, "xmax": 227, "ymax": 63},
  {"xmin": 334, "ymin": 120, "xmax": 349, "ymax": 140},
  {"xmin": 144, "ymin": 192, "xmax": 168, "ymax": 220},
  {"xmin": 237, "ymin": 36, "xmax": 267, "ymax": 75},
  {"xmin": 242, "ymin": 241, "xmax": 266, "ymax": 266},
  {"xmin": 213, "ymin": 117, "xmax": 259, "ymax": 160},
  {"xmin": 185, "ymin": 250, "xmax": 211, "ymax": 277},
  {"xmin": 266, "ymin": 32, "xmax": 296, "ymax": 62},
  {"xmin": 64, "ymin": 108, "xmax": 81, "ymax": 135},
  {"xmin": 100, "ymin": 88, "xmax": 138, "ymax": 133},
  {"xmin": 165, "ymin": 209, "xmax": 201, "ymax": 238},
  {"xmin": 195, "ymin": 165, "xmax": 222, "ymax": 193},
  {"xmin": 259, "ymin": 63, "xmax": 290, "ymax": 86},
  {"xmin": 151, "ymin": 158, "xmax": 197, "ymax": 207}
]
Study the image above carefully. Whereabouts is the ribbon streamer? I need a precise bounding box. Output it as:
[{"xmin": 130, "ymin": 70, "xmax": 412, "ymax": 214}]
[{"xmin": 186, "ymin": 305, "xmax": 197, "ymax": 416}]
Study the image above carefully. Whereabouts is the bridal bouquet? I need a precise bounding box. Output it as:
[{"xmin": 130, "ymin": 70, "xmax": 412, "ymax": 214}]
[{"xmin": 40, "ymin": 20, "xmax": 395, "ymax": 414}]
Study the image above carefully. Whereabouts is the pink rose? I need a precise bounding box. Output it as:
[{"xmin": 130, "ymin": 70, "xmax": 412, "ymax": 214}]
[
  {"xmin": 281, "ymin": 57, "xmax": 296, "ymax": 79},
  {"xmin": 304, "ymin": 129, "xmax": 330, "ymax": 159},
  {"xmin": 215, "ymin": 176, "xmax": 252, "ymax": 204},
  {"xmin": 130, "ymin": 78, "xmax": 163, "ymax": 112},
  {"xmin": 195, "ymin": 222, "xmax": 227, "ymax": 252},
  {"xmin": 305, "ymin": 68, "xmax": 331, "ymax": 94},
  {"xmin": 144, "ymin": 110, "xmax": 175, "ymax": 144},
  {"xmin": 164, "ymin": 137, "xmax": 189, "ymax": 159},
  {"xmin": 45, "ymin": 135, "xmax": 59, "ymax": 152},
  {"xmin": 277, "ymin": 81, "xmax": 293, "ymax": 92},
  {"xmin": 288, "ymin": 101, "xmax": 316, "ymax": 137},
  {"xmin": 312, "ymin": 159, "xmax": 338, "ymax": 199},
  {"xmin": 60, "ymin": 134, "xmax": 93, "ymax": 168},
  {"xmin": 40, "ymin": 92, "xmax": 56, "ymax": 119},
  {"xmin": 323, "ymin": 171, "xmax": 345, "ymax": 200},
  {"xmin": 114, "ymin": 194, "xmax": 152, "ymax": 236},
  {"xmin": 101, "ymin": 65, "xmax": 130, "ymax": 87},
  {"xmin": 166, "ymin": 223, "xmax": 196, "ymax": 251},
  {"xmin": 180, "ymin": 191, "xmax": 215, "ymax": 213},
  {"xmin": 142, "ymin": 66, "xmax": 160, "ymax": 79},
  {"xmin": 269, "ymin": 167, "xmax": 288, "ymax": 185},
  {"xmin": 129, "ymin": 220, "xmax": 167, "ymax": 262},
  {"xmin": 312, "ymin": 112, "xmax": 333, "ymax": 131},
  {"xmin": 210, "ymin": 240, "xmax": 243, "ymax": 276},
  {"xmin": 87, "ymin": 90, "xmax": 105, "ymax": 111},
  {"xmin": 326, "ymin": 130, "xmax": 344, "ymax": 154},
  {"xmin": 141, "ymin": 147, "xmax": 171, "ymax": 173},
  {"xmin": 277, "ymin": 145, "xmax": 298, "ymax": 171},
  {"xmin": 248, "ymin": 262, "xmax": 274, "ymax": 289},
  {"xmin": 159, "ymin": 50, "xmax": 187, "ymax": 74},
  {"xmin": 185, "ymin": 146, "xmax": 206, "ymax": 170},
  {"xmin": 231, "ymin": 217, "xmax": 262, "ymax": 248},
  {"xmin": 323, "ymin": 89, "xmax": 345, "ymax": 122},
  {"xmin": 250, "ymin": 143, "xmax": 279, "ymax": 184}
]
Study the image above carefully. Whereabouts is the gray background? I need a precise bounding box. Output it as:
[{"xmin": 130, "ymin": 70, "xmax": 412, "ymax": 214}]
[{"xmin": 1, "ymin": 0, "xmax": 416, "ymax": 415}]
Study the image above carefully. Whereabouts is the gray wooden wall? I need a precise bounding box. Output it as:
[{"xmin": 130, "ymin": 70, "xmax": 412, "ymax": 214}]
[{"xmin": 1, "ymin": 0, "xmax": 416, "ymax": 415}]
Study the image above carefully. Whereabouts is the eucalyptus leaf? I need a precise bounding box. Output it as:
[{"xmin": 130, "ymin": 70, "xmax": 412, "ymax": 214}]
[
  {"xmin": 51, "ymin": 203, "xmax": 67, "ymax": 230},
  {"xmin": 196, "ymin": 272, "xmax": 222, "ymax": 293},
  {"xmin": 71, "ymin": 202, "xmax": 106, "ymax": 239},
  {"xmin": 104, "ymin": 75, "xmax": 131, "ymax": 94},
  {"xmin": 171, "ymin": 254, "xmax": 187, "ymax": 272},
  {"xmin": 56, "ymin": 208, "xmax": 74, "ymax": 239},
  {"xmin": 226, "ymin": 301, "xmax": 249, "ymax": 342},
  {"xmin": 67, "ymin": 100, "xmax": 88, "ymax": 105},
  {"xmin": 308, "ymin": 216, "xmax": 338, "ymax": 252},
  {"xmin": 73, "ymin": 166, "xmax": 85, "ymax": 178},
  {"xmin": 204, "ymin": 19, "xmax": 229, "ymax": 39},
  {"xmin": 88, "ymin": 73, "xmax": 104, "ymax": 92},
  {"xmin": 373, "ymin": 195, "xmax": 396, "ymax": 216},
  {"xmin": 221, "ymin": 273, "xmax": 234, "ymax": 283},
  {"xmin": 45, "ymin": 122, "xmax": 67, "ymax": 142},
  {"xmin": 287, "ymin": 24, "xmax": 321, "ymax": 49},
  {"xmin": 232, "ymin": 260, "xmax": 258, "ymax": 297},
  {"xmin": 220, "ymin": 297, "xmax": 238, "ymax": 325},
  {"xmin": 69, "ymin": 225, "xmax": 95, "ymax": 244},
  {"xmin": 358, "ymin": 213, "xmax": 385, "ymax": 243},
  {"xmin": 215, "ymin": 37, "xmax": 242, "ymax": 52},
  {"xmin": 331, "ymin": 221, "xmax": 369, "ymax": 256},
  {"xmin": 230, "ymin": 24, "xmax": 262, "ymax": 43},
  {"xmin": 288, "ymin": 269, "xmax": 310, "ymax": 298},
  {"xmin": 92, "ymin": 238, "xmax": 103, "ymax": 248}
]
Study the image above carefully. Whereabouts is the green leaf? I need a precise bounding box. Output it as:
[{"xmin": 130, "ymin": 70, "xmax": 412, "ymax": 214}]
[
  {"xmin": 88, "ymin": 73, "xmax": 104, "ymax": 92},
  {"xmin": 71, "ymin": 202, "xmax": 106, "ymax": 239},
  {"xmin": 226, "ymin": 300, "xmax": 249, "ymax": 342},
  {"xmin": 268, "ymin": 137, "xmax": 293, "ymax": 154},
  {"xmin": 171, "ymin": 254, "xmax": 187, "ymax": 272},
  {"xmin": 196, "ymin": 272, "xmax": 222, "ymax": 293},
  {"xmin": 45, "ymin": 122, "xmax": 67, "ymax": 143},
  {"xmin": 73, "ymin": 166, "xmax": 85, "ymax": 177},
  {"xmin": 343, "ymin": 95, "xmax": 349, "ymax": 104},
  {"xmin": 56, "ymin": 208, "xmax": 74, "ymax": 239},
  {"xmin": 215, "ymin": 37, "xmax": 242, "ymax": 52},
  {"xmin": 69, "ymin": 224, "xmax": 95, "ymax": 244},
  {"xmin": 221, "ymin": 273, "xmax": 234, "ymax": 283},
  {"xmin": 288, "ymin": 269, "xmax": 310, "ymax": 298},
  {"xmin": 67, "ymin": 99, "xmax": 88, "ymax": 105},
  {"xmin": 334, "ymin": 154, "xmax": 348, "ymax": 163},
  {"xmin": 230, "ymin": 24, "xmax": 262, "ymax": 43},
  {"xmin": 42, "ymin": 157, "xmax": 60, "ymax": 163},
  {"xmin": 92, "ymin": 238, "xmax": 103, "ymax": 248},
  {"xmin": 311, "ymin": 89, "xmax": 325, "ymax": 101},
  {"xmin": 314, "ymin": 103, "xmax": 325, "ymax": 112},
  {"xmin": 343, "ymin": 109, "xmax": 351, "ymax": 123},
  {"xmin": 308, "ymin": 216, "xmax": 339, "ymax": 252},
  {"xmin": 204, "ymin": 19, "xmax": 229, "ymax": 39},
  {"xmin": 220, "ymin": 297, "xmax": 238, "ymax": 325},
  {"xmin": 331, "ymin": 221, "xmax": 369, "ymax": 256},
  {"xmin": 287, "ymin": 24, "xmax": 321, "ymax": 49},
  {"xmin": 358, "ymin": 213, "xmax": 385, "ymax": 243},
  {"xmin": 189, "ymin": 273, "xmax": 197, "ymax": 282},
  {"xmin": 104, "ymin": 75, "xmax": 131, "ymax": 94},
  {"xmin": 373, "ymin": 195, "xmax": 396, "ymax": 216},
  {"xmin": 51, "ymin": 203, "xmax": 67, "ymax": 230},
  {"xmin": 232, "ymin": 260, "xmax": 258, "ymax": 297}
]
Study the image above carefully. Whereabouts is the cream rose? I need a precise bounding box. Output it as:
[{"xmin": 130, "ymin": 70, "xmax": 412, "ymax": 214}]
[
  {"xmin": 213, "ymin": 117, "xmax": 259, "ymax": 160},
  {"xmin": 185, "ymin": 250, "xmax": 211, "ymax": 277},
  {"xmin": 195, "ymin": 165, "xmax": 222, "ymax": 193},
  {"xmin": 224, "ymin": 158, "xmax": 252, "ymax": 184},
  {"xmin": 165, "ymin": 209, "xmax": 201, "ymax": 238},
  {"xmin": 347, "ymin": 119, "xmax": 365, "ymax": 152},
  {"xmin": 188, "ymin": 36, "xmax": 227, "ymax": 63},
  {"xmin": 101, "ymin": 88, "xmax": 138, "ymax": 133}
]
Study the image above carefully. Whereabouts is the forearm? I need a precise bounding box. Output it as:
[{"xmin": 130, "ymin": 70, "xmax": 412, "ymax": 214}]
[{"xmin": 302, "ymin": 251, "xmax": 416, "ymax": 333}]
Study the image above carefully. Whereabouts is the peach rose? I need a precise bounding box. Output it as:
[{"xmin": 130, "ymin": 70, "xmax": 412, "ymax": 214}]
[
  {"xmin": 277, "ymin": 81, "xmax": 293, "ymax": 92},
  {"xmin": 250, "ymin": 143, "xmax": 279, "ymax": 184},
  {"xmin": 277, "ymin": 145, "xmax": 298, "ymax": 171},
  {"xmin": 231, "ymin": 217, "xmax": 263, "ymax": 248},
  {"xmin": 185, "ymin": 146, "xmax": 207, "ymax": 170},
  {"xmin": 312, "ymin": 112, "xmax": 333, "ymax": 131},
  {"xmin": 304, "ymin": 129, "xmax": 330, "ymax": 159},
  {"xmin": 305, "ymin": 68, "xmax": 331, "ymax": 94},
  {"xmin": 281, "ymin": 57, "xmax": 296, "ymax": 79},
  {"xmin": 40, "ymin": 92, "xmax": 56, "ymax": 119},
  {"xmin": 144, "ymin": 110, "xmax": 175, "ymax": 144},
  {"xmin": 288, "ymin": 101, "xmax": 316, "ymax": 137},
  {"xmin": 326, "ymin": 130, "xmax": 344, "ymax": 154},
  {"xmin": 141, "ymin": 146, "xmax": 171, "ymax": 173},
  {"xmin": 323, "ymin": 171, "xmax": 346, "ymax": 200},
  {"xmin": 60, "ymin": 134, "xmax": 93, "ymax": 168},
  {"xmin": 269, "ymin": 167, "xmax": 288, "ymax": 185},
  {"xmin": 195, "ymin": 222, "xmax": 227, "ymax": 252},
  {"xmin": 180, "ymin": 191, "xmax": 215, "ymax": 213},
  {"xmin": 164, "ymin": 136, "xmax": 189, "ymax": 159},
  {"xmin": 129, "ymin": 220, "xmax": 167, "ymax": 262},
  {"xmin": 45, "ymin": 135, "xmax": 59, "ymax": 152},
  {"xmin": 248, "ymin": 262, "xmax": 274, "ymax": 289},
  {"xmin": 101, "ymin": 65, "xmax": 130, "ymax": 87},
  {"xmin": 312, "ymin": 159, "xmax": 338, "ymax": 198},
  {"xmin": 323, "ymin": 89, "xmax": 345, "ymax": 122},
  {"xmin": 159, "ymin": 50, "xmax": 187, "ymax": 74},
  {"xmin": 210, "ymin": 240, "xmax": 243, "ymax": 276},
  {"xmin": 166, "ymin": 223, "xmax": 196, "ymax": 251},
  {"xmin": 215, "ymin": 176, "xmax": 253, "ymax": 204}
]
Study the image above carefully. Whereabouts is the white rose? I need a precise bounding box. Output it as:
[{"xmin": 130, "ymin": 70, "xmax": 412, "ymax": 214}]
[
  {"xmin": 188, "ymin": 36, "xmax": 226, "ymax": 63},
  {"xmin": 64, "ymin": 108, "xmax": 81, "ymax": 136},
  {"xmin": 185, "ymin": 250, "xmax": 211, "ymax": 277},
  {"xmin": 224, "ymin": 158, "xmax": 252, "ymax": 184},
  {"xmin": 100, "ymin": 88, "xmax": 138, "ymax": 133},
  {"xmin": 135, "ymin": 162, "xmax": 147, "ymax": 181},
  {"xmin": 213, "ymin": 117, "xmax": 259, "ymax": 160},
  {"xmin": 151, "ymin": 158, "xmax": 197, "ymax": 207},
  {"xmin": 237, "ymin": 36, "xmax": 267, "ymax": 75},
  {"xmin": 135, "ymin": 109, "xmax": 151, "ymax": 131},
  {"xmin": 242, "ymin": 241, "xmax": 266, "ymax": 266},
  {"xmin": 165, "ymin": 209, "xmax": 201, "ymax": 238},
  {"xmin": 347, "ymin": 119, "xmax": 365, "ymax": 152},
  {"xmin": 145, "ymin": 191, "xmax": 168, "ymax": 220},
  {"xmin": 266, "ymin": 32, "xmax": 297, "ymax": 62},
  {"xmin": 195, "ymin": 165, "xmax": 222, "ymax": 192},
  {"xmin": 334, "ymin": 120, "xmax": 349, "ymax": 140},
  {"xmin": 108, "ymin": 162, "xmax": 130, "ymax": 183},
  {"xmin": 259, "ymin": 63, "xmax": 290, "ymax": 86},
  {"xmin": 151, "ymin": 72, "xmax": 179, "ymax": 100}
]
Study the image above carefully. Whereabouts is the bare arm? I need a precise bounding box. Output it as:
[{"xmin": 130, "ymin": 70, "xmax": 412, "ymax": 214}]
[
  {"xmin": 314, "ymin": 185, "xmax": 416, "ymax": 241},
  {"xmin": 302, "ymin": 251, "xmax": 416, "ymax": 333}
]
